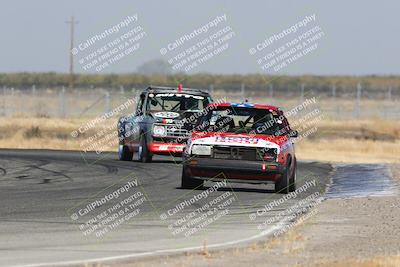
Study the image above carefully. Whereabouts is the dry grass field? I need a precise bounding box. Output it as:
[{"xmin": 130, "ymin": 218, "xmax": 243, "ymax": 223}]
[
  {"xmin": 0, "ymin": 116, "xmax": 398, "ymax": 164},
  {"xmin": 296, "ymin": 119, "xmax": 400, "ymax": 163},
  {"xmin": 305, "ymin": 256, "xmax": 400, "ymax": 267}
]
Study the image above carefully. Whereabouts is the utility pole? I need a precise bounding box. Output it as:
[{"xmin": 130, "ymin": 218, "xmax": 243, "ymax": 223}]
[{"xmin": 65, "ymin": 16, "xmax": 78, "ymax": 91}]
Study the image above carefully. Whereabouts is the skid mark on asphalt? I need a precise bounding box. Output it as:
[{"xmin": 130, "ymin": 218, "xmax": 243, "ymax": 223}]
[
  {"xmin": 27, "ymin": 164, "xmax": 72, "ymax": 181},
  {"xmin": 326, "ymin": 164, "xmax": 398, "ymax": 199},
  {"xmin": 0, "ymin": 159, "xmax": 74, "ymax": 184},
  {"xmin": 0, "ymin": 167, "xmax": 6, "ymax": 176},
  {"xmin": 98, "ymin": 163, "xmax": 118, "ymax": 174}
]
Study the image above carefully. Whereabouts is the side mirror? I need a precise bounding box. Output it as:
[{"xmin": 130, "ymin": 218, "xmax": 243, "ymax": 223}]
[{"xmin": 289, "ymin": 130, "xmax": 298, "ymax": 138}]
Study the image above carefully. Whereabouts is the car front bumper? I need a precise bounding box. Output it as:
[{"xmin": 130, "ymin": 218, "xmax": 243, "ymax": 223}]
[
  {"xmin": 148, "ymin": 142, "xmax": 185, "ymax": 155},
  {"xmin": 183, "ymin": 157, "xmax": 284, "ymax": 183}
]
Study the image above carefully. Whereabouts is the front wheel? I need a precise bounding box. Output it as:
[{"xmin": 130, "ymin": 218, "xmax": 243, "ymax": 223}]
[
  {"xmin": 289, "ymin": 162, "xmax": 297, "ymax": 192},
  {"xmin": 275, "ymin": 163, "xmax": 290, "ymax": 194},
  {"xmin": 137, "ymin": 134, "xmax": 153, "ymax": 163},
  {"xmin": 118, "ymin": 144, "xmax": 133, "ymax": 161},
  {"xmin": 181, "ymin": 166, "xmax": 203, "ymax": 189}
]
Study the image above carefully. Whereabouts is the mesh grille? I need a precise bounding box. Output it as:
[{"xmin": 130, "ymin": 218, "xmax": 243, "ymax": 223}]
[{"xmin": 212, "ymin": 146, "xmax": 276, "ymax": 161}]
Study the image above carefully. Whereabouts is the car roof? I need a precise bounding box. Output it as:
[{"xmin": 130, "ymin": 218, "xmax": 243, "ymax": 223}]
[
  {"xmin": 143, "ymin": 85, "xmax": 210, "ymax": 96},
  {"xmin": 209, "ymin": 102, "xmax": 280, "ymax": 111}
]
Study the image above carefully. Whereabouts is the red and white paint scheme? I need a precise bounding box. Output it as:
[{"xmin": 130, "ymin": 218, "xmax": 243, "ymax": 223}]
[{"xmin": 181, "ymin": 102, "xmax": 298, "ymax": 194}]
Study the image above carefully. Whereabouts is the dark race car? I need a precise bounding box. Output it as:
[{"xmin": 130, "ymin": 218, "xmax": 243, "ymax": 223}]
[
  {"xmin": 118, "ymin": 85, "xmax": 212, "ymax": 162},
  {"xmin": 181, "ymin": 102, "xmax": 298, "ymax": 194}
]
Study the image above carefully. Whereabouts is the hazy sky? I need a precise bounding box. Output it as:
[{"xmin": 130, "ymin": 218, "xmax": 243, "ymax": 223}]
[{"xmin": 0, "ymin": 0, "xmax": 399, "ymax": 75}]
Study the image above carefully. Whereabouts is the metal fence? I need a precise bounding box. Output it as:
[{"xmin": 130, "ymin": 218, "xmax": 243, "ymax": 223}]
[{"xmin": 1, "ymin": 85, "xmax": 399, "ymax": 120}]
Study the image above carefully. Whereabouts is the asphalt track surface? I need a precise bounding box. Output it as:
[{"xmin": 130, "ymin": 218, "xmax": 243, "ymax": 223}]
[{"xmin": 0, "ymin": 149, "xmax": 332, "ymax": 267}]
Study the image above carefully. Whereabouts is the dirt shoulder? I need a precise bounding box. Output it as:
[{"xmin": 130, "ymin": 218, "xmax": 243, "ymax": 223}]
[{"xmin": 102, "ymin": 164, "xmax": 400, "ymax": 267}]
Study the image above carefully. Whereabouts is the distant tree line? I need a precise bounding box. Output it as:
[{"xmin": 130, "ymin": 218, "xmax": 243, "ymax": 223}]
[{"xmin": 0, "ymin": 72, "xmax": 399, "ymax": 95}]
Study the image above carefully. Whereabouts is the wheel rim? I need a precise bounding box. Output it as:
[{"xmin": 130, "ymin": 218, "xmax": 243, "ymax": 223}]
[
  {"xmin": 137, "ymin": 145, "xmax": 143, "ymax": 160},
  {"xmin": 118, "ymin": 145, "xmax": 123, "ymax": 159}
]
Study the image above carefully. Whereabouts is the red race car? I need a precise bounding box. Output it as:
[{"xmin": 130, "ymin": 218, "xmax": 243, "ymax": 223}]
[{"xmin": 181, "ymin": 102, "xmax": 298, "ymax": 194}]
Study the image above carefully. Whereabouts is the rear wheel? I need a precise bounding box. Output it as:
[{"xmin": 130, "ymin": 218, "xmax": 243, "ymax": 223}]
[
  {"xmin": 118, "ymin": 144, "xmax": 133, "ymax": 161},
  {"xmin": 181, "ymin": 166, "xmax": 203, "ymax": 189},
  {"xmin": 137, "ymin": 134, "xmax": 153, "ymax": 163}
]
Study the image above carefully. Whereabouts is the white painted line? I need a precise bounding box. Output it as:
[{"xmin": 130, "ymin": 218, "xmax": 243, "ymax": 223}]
[{"xmin": 13, "ymin": 219, "xmax": 288, "ymax": 267}]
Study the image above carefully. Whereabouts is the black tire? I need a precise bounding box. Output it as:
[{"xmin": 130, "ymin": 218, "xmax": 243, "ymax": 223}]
[
  {"xmin": 289, "ymin": 160, "xmax": 297, "ymax": 192},
  {"xmin": 181, "ymin": 166, "xmax": 203, "ymax": 189},
  {"xmin": 137, "ymin": 134, "xmax": 153, "ymax": 163},
  {"xmin": 275, "ymin": 161, "xmax": 290, "ymax": 194},
  {"xmin": 118, "ymin": 144, "xmax": 133, "ymax": 161}
]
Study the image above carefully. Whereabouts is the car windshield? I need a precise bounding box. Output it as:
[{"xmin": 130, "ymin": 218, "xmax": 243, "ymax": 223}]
[
  {"xmin": 197, "ymin": 107, "xmax": 288, "ymax": 135},
  {"xmin": 147, "ymin": 93, "xmax": 210, "ymax": 112}
]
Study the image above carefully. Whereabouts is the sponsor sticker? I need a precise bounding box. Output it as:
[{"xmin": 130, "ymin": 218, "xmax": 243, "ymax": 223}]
[{"xmin": 215, "ymin": 136, "xmax": 258, "ymax": 144}]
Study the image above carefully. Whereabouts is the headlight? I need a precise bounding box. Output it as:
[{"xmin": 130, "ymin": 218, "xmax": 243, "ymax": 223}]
[
  {"xmin": 124, "ymin": 123, "xmax": 133, "ymax": 132},
  {"xmin": 191, "ymin": 145, "xmax": 212, "ymax": 156},
  {"xmin": 153, "ymin": 125, "xmax": 166, "ymax": 137}
]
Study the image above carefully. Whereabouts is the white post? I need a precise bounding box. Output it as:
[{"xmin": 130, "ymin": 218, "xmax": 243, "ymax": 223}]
[
  {"xmin": 241, "ymin": 83, "xmax": 245, "ymax": 100},
  {"xmin": 120, "ymin": 85, "xmax": 125, "ymax": 104},
  {"xmin": 1, "ymin": 86, "xmax": 5, "ymax": 116},
  {"xmin": 356, "ymin": 82, "xmax": 361, "ymax": 118},
  {"xmin": 300, "ymin": 83, "xmax": 305, "ymax": 103},
  {"xmin": 332, "ymin": 84, "xmax": 338, "ymax": 117},
  {"xmin": 387, "ymin": 86, "xmax": 392, "ymax": 101},
  {"xmin": 269, "ymin": 84, "xmax": 274, "ymax": 98},
  {"xmin": 105, "ymin": 91, "xmax": 111, "ymax": 114},
  {"xmin": 59, "ymin": 86, "xmax": 66, "ymax": 117},
  {"xmin": 332, "ymin": 84, "xmax": 336, "ymax": 98}
]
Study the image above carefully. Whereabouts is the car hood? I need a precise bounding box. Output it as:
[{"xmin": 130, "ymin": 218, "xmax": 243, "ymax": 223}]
[{"xmin": 190, "ymin": 132, "xmax": 289, "ymax": 151}]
